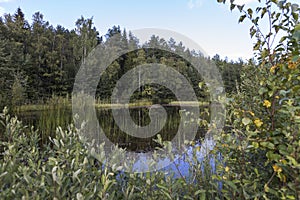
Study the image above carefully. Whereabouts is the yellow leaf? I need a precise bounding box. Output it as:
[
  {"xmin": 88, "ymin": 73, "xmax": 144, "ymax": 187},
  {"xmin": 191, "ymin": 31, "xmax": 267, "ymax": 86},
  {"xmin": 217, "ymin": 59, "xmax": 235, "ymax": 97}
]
[
  {"xmin": 272, "ymin": 164, "xmax": 282, "ymax": 173},
  {"xmin": 263, "ymin": 100, "xmax": 271, "ymax": 108},
  {"xmin": 254, "ymin": 119, "xmax": 263, "ymax": 128}
]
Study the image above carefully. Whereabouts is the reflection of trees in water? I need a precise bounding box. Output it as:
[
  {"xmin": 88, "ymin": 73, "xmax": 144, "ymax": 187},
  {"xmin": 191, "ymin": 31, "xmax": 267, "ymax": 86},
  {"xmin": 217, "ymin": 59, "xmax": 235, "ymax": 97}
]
[
  {"xmin": 15, "ymin": 105, "xmax": 209, "ymax": 152},
  {"xmin": 98, "ymin": 106, "xmax": 208, "ymax": 152}
]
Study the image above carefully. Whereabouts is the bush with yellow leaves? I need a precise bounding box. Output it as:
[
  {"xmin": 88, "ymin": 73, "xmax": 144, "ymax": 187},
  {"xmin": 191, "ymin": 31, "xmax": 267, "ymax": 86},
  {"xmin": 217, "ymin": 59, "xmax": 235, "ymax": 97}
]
[{"xmin": 213, "ymin": 0, "xmax": 300, "ymax": 199}]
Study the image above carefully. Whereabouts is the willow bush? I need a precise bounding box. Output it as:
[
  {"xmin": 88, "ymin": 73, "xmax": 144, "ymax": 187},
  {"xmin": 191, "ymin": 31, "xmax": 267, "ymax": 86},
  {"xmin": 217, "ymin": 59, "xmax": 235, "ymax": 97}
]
[{"xmin": 0, "ymin": 107, "xmax": 220, "ymax": 200}]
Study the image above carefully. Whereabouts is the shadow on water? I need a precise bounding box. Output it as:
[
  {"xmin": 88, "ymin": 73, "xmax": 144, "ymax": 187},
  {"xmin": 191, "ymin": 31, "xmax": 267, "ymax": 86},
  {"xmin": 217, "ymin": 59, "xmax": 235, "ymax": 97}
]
[{"xmin": 16, "ymin": 105, "xmax": 209, "ymax": 151}]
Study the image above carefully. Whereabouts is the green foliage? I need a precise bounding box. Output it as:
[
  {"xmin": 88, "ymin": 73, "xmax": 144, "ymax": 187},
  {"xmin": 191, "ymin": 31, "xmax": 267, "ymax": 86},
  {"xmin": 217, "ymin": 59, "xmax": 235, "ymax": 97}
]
[
  {"xmin": 11, "ymin": 75, "xmax": 26, "ymax": 108},
  {"xmin": 226, "ymin": 0, "xmax": 299, "ymax": 65},
  {"xmin": 0, "ymin": 8, "xmax": 242, "ymax": 106},
  {"xmin": 213, "ymin": 54, "xmax": 243, "ymax": 93},
  {"xmin": 37, "ymin": 95, "xmax": 71, "ymax": 143},
  {"xmin": 0, "ymin": 108, "xmax": 117, "ymax": 199},
  {"xmin": 1, "ymin": 1, "xmax": 299, "ymax": 199},
  {"xmin": 214, "ymin": 0, "xmax": 300, "ymax": 199},
  {"xmin": 0, "ymin": 107, "xmax": 221, "ymax": 199},
  {"xmin": 0, "ymin": 10, "xmax": 100, "ymax": 103}
]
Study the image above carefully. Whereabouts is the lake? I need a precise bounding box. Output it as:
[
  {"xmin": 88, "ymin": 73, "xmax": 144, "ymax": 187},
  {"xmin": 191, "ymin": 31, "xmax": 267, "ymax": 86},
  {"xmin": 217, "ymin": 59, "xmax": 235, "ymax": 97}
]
[
  {"xmin": 16, "ymin": 105, "xmax": 209, "ymax": 152},
  {"xmin": 11, "ymin": 104, "xmax": 217, "ymax": 176}
]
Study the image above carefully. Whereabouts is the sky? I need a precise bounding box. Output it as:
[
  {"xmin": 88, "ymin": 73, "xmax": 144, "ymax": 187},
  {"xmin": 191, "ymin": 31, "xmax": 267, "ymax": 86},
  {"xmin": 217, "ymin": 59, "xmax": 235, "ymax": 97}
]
[{"xmin": 0, "ymin": 0, "xmax": 297, "ymax": 61}]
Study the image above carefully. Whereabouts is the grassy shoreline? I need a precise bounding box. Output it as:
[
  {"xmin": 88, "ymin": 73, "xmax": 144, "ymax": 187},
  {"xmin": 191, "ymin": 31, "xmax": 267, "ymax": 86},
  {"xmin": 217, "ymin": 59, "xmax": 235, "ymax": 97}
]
[{"xmin": 16, "ymin": 101, "xmax": 209, "ymax": 112}]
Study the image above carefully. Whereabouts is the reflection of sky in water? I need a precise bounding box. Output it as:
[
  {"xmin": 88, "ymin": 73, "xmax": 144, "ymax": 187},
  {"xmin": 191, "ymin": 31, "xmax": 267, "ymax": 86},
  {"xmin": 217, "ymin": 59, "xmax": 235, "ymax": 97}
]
[{"xmin": 132, "ymin": 138, "xmax": 218, "ymax": 179}]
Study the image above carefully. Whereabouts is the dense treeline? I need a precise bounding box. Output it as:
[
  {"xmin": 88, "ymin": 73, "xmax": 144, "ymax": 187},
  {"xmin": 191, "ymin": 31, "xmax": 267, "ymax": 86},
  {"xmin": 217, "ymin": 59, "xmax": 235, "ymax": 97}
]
[
  {"xmin": 0, "ymin": 8, "xmax": 100, "ymax": 107},
  {"xmin": 0, "ymin": 8, "xmax": 243, "ymax": 108}
]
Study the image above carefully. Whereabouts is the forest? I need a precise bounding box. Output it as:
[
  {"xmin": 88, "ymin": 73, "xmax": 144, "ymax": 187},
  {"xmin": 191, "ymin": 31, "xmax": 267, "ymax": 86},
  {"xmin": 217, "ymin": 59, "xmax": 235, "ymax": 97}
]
[
  {"xmin": 0, "ymin": 0, "xmax": 299, "ymax": 199},
  {"xmin": 0, "ymin": 8, "xmax": 243, "ymax": 108}
]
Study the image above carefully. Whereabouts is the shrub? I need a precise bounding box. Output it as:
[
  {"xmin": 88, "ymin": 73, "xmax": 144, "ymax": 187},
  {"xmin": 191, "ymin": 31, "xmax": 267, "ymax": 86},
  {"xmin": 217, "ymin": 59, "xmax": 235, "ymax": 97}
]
[{"xmin": 214, "ymin": 0, "xmax": 300, "ymax": 199}]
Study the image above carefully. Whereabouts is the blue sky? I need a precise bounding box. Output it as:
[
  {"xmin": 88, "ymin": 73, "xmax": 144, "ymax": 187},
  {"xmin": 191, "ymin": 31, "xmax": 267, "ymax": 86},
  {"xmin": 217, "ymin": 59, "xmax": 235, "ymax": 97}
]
[{"xmin": 0, "ymin": 0, "xmax": 297, "ymax": 60}]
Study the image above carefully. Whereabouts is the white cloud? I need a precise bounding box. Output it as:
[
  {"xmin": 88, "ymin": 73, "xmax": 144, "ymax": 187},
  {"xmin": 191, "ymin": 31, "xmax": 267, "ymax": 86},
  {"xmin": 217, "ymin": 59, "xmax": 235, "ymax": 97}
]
[
  {"xmin": 0, "ymin": 0, "xmax": 14, "ymax": 3},
  {"xmin": 187, "ymin": 0, "xmax": 203, "ymax": 9},
  {"xmin": 233, "ymin": 0, "xmax": 257, "ymax": 5}
]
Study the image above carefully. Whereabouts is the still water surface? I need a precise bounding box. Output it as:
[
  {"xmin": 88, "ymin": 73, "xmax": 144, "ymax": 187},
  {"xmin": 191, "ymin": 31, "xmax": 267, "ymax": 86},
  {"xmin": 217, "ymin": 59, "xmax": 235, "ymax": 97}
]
[{"xmin": 17, "ymin": 105, "xmax": 213, "ymax": 176}]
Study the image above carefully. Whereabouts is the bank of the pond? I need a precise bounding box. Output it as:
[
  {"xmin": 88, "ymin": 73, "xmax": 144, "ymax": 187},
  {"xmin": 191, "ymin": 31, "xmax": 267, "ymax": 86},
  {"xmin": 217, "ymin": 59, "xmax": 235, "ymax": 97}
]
[
  {"xmin": 16, "ymin": 100, "xmax": 210, "ymax": 112},
  {"xmin": 13, "ymin": 104, "xmax": 209, "ymax": 151}
]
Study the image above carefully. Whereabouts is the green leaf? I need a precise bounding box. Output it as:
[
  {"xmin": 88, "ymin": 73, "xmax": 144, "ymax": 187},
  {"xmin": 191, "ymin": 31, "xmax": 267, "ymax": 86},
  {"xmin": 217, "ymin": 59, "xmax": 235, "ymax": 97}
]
[
  {"xmin": 199, "ymin": 82, "xmax": 204, "ymax": 89},
  {"xmin": 242, "ymin": 117, "xmax": 251, "ymax": 125},
  {"xmin": 52, "ymin": 166, "xmax": 58, "ymax": 182},
  {"xmin": 287, "ymin": 155, "xmax": 298, "ymax": 166},
  {"xmin": 230, "ymin": 4, "xmax": 236, "ymax": 11},
  {"xmin": 0, "ymin": 172, "xmax": 8, "ymax": 179},
  {"xmin": 261, "ymin": 7, "xmax": 267, "ymax": 18},
  {"xmin": 266, "ymin": 151, "xmax": 281, "ymax": 161},
  {"xmin": 292, "ymin": 85, "xmax": 300, "ymax": 93},
  {"xmin": 53, "ymin": 138, "xmax": 60, "ymax": 147},
  {"xmin": 261, "ymin": 48, "xmax": 268, "ymax": 58},
  {"xmin": 200, "ymin": 193, "xmax": 206, "ymax": 200},
  {"xmin": 225, "ymin": 180, "xmax": 238, "ymax": 191},
  {"xmin": 252, "ymin": 142, "xmax": 259, "ymax": 149},
  {"xmin": 237, "ymin": 5, "xmax": 245, "ymax": 12},
  {"xmin": 292, "ymin": 12, "xmax": 298, "ymax": 21},
  {"xmin": 195, "ymin": 189, "xmax": 206, "ymax": 196},
  {"xmin": 247, "ymin": 8, "xmax": 253, "ymax": 18},
  {"xmin": 161, "ymin": 190, "xmax": 172, "ymax": 200},
  {"xmin": 157, "ymin": 184, "xmax": 168, "ymax": 191},
  {"xmin": 239, "ymin": 15, "xmax": 247, "ymax": 23},
  {"xmin": 258, "ymin": 87, "xmax": 268, "ymax": 95},
  {"xmin": 73, "ymin": 169, "xmax": 82, "ymax": 183},
  {"xmin": 183, "ymin": 195, "xmax": 194, "ymax": 200},
  {"xmin": 253, "ymin": 41, "xmax": 261, "ymax": 51},
  {"xmin": 286, "ymin": 195, "xmax": 296, "ymax": 200},
  {"xmin": 274, "ymin": 25, "xmax": 280, "ymax": 33},
  {"xmin": 292, "ymin": 32, "xmax": 300, "ymax": 41},
  {"xmin": 250, "ymin": 26, "xmax": 257, "ymax": 38},
  {"xmin": 256, "ymin": 7, "xmax": 262, "ymax": 12},
  {"xmin": 260, "ymin": 142, "xmax": 275, "ymax": 150}
]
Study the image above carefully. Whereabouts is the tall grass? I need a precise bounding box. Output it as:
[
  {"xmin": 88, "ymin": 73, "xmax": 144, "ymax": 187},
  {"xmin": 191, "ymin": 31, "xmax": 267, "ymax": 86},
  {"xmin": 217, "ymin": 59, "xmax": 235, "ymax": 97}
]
[{"xmin": 37, "ymin": 95, "xmax": 72, "ymax": 143}]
